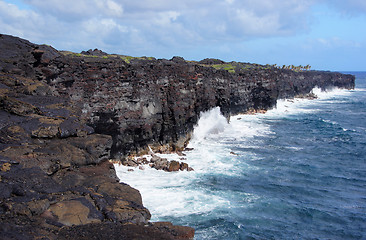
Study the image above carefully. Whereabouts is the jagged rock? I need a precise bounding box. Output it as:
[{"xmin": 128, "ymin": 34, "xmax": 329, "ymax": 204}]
[
  {"xmin": 31, "ymin": 125, "xmax": 60, "ymax": 138},
  {"xmin": 153, "ymin": 222, "xmax": 195, "ymax": 239},
  {"xmin": 81, "ymin": 49, "xmax": 108, "ymax": 56},
  {"xmin": 57, "ymin": 222, "xmax": 194, "ymax": 240},
  {"xmin": 0, "ymin": 95, "xmax": 43, "ymax": 116},
  {"xmin": 1, "ymin": 134, "xmax": 112, "ymax": 174},
  {"xmin": 151, "ymin": 157, "xmax": 169, "ymax": 171},
  {"xmin": 199, "ymin": 58, "xmax": 226, "ymax": 65},
  {"xmin": 180, "ymin": 162, "xmax": 189, "ymax": 171},
  {"xmin": 168, "ymin": 160, "xmax": 180, "ymax": 172}
]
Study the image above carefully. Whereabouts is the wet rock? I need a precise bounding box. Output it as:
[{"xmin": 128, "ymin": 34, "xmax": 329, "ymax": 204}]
[
  {"xmin": 180, "ymin": 162, "xmax": 189, "ymax": 171},
  {"xmin": 168, "ymin": 160, "xmax": 180, "ymax": 172},
  {"xmin": 151, "ymin": 157, "xmax": 169, "ymax": 171},
  {"xmin": 177, "ymin": 151, "xmax": 186, "ymax": 156}
]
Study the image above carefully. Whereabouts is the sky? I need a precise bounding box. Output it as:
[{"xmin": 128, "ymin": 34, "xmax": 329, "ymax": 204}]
[{"xmin": 0, "ymin": 0, "xmax": 365, "ymax": 71}]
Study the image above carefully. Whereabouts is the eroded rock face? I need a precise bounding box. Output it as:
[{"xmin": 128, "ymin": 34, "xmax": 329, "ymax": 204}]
[{"xmin": 0, "ymin": 34, "xmax": 356, "ymax": 160}]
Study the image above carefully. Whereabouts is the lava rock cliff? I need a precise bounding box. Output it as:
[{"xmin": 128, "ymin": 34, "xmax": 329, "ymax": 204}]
[{"xmin": 0, "ymin": 34, "xmax": 355, "ymax": 239}]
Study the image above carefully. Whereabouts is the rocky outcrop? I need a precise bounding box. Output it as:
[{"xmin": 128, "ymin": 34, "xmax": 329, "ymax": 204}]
[
  {"xmin": 0, "ymin": 34, "xmax": 194, "ymax": 239},
  {"xmin": 0, "ymin": 34, "xmax": 355, "ymax": 239},
  {"xmin": 123, "ymin": 154, "xmax": 194, "ymax": 172}
]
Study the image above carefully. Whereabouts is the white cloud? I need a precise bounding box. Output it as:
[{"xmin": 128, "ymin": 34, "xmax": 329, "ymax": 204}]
[
  {"xmin": 0, "ymin": 1, "xmax": 46, "ymax": 39},
  {"xmin": 0, "ymin": 0, "xmax": 365, "ymax": 65}
]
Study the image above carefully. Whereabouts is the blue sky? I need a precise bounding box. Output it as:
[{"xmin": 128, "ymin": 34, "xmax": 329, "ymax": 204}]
[{"xmin": 0, "ymin": 0, "xmax": 365, "ymax": 71}]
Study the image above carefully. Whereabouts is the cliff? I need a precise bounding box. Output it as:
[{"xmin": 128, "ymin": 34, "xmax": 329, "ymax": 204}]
[{"xmin": 0, "ymin": 34, "xmax": 355, "ymax": 239}]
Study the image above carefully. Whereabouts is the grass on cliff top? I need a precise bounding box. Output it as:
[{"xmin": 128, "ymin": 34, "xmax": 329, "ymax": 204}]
[
  {"xmin": 202, "ymin": 62, "xmax": 280, "ymax": 74},
  {"xmin": 211, "ymin": 63, "xmax": 236, "ymax": 73},
  {"xmin": 60, "ymin": 51, "xmax": 155, "ymax": 63}
]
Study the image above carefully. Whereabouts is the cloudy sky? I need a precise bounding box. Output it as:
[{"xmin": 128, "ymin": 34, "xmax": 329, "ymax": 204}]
[{"xmin": 1, "ymin": 0, "xmax": 365, "ymax": 71}]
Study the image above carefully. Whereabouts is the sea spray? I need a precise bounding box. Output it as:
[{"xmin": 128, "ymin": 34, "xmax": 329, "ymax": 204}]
[
  {"xmin": 190, "ymin": 107, "xmax": 229, "ymax": 143},
  {"xmin": 114, "ymin": 83, "xmax": 365, "ymax": 239}
]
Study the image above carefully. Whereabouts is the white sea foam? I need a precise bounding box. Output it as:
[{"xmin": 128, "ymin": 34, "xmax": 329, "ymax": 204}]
[
  {"xmin": 114, "ymin": 107, "xmax": 268, "ymax": 220},
  {"xmin": 312, "ymin": 86, "xmax": 351, "ymax": 99},
  {"xmin": 114, "ymin": 86, "xmax": 354, "ymax": 221},
  {"xmin": 190, "ymin": 107, "xmax": 229, "ymax": 143}
]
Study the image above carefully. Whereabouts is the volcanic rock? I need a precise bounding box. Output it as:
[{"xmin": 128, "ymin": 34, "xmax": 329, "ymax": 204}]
[{"xmin": 0, "ymin": 33, "xmax": 356, "ymax": 239}]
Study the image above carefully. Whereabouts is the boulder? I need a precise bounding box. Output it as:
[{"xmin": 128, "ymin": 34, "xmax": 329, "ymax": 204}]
[
  {"xmin": 168, "ymin": 160, "xmax": 180, "ymax": 172},
  {"xmin": 180, "ymin": 162, "xmax": 189, "ymax": 171}
]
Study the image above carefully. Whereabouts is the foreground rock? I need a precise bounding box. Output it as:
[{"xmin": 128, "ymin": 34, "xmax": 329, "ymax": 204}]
[{"xmin": 0, "ymin": 34, "xmax": 194, "ymax": 239}]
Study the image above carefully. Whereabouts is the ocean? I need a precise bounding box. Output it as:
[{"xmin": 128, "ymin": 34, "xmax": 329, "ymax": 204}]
[{"xmin": 115, "ymin": 72, "xmax": 366, "ymax": 239}]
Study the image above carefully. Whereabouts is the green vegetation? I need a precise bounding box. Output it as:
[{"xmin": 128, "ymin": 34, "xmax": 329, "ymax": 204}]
[
  {"xmin": 211, "ymin": 63, "xmax": 236, "ymax": 73},
  {"xmin": 60, "ymin": 51, "xmax": 99, "ymax": 58},
  {"xmin": 60, "ymin": 51, "xmax": 155, "ymax": 63}
]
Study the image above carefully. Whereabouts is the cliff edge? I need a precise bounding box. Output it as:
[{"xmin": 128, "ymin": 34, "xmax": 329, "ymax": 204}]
[{"xmin": 0, "ymin": 34, "xmax": 354, "ymax": 239}]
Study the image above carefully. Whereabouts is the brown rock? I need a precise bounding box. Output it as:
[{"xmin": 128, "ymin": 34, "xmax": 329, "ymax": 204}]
[
  {"xmin": 31, "ymin": 125, "xmax": 60, "ymax": 138},
  {"xmin": 0, "ymin": 95, "xmax": 43, "ymax": 116},
  {"xmin": 168, "ymin": 160, "xmax": 180, "ymax": 172},
  {"xmin": 153, "ymin": 222, "xmax": 195, "ymax": 239},
  {"xmin": 180, "ymin": 162, "xmax": 189, "ymax": 171},
  {"xmin": 109, "ymin": 199, "xmax": 149, "ymax": 224},
  {"xmin": 27, "ymin": 199, "xmax": 50, "ymax": 216},
  {"xmin": 1, "ymin": 162, "xmax": 11, "ymax": 172},
  {"xmin": 49, "ymin": 199, "xmax": 101, "ymax": 226},
  {"xmin": 151, "ymin": 157, "xmax": 169, "ymax": 171}
]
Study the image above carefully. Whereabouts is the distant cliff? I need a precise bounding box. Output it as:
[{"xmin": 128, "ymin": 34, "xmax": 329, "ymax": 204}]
[{"xmin": 0, "ymin": 34, "xmax": 354, "ymax": 239}]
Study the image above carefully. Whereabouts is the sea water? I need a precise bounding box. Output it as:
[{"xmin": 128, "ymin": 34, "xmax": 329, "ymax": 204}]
[{"xmin": 115, "ymin": 72, "xmax": 366, "ymax": 239}]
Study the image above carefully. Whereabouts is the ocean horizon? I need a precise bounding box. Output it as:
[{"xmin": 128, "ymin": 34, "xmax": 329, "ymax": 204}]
[{"xmin": 115, "ymin": 71, "xmax": 366, "ymax": 239}]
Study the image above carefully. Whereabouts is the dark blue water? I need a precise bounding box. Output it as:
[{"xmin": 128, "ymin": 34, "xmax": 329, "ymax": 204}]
[
  {"xmin": 116, "ymin": 72, "xmax": 366, "ymax": 239},
  {"xmin": 165, "ymin": 72, "xmax": 366, "ymax": 239}
]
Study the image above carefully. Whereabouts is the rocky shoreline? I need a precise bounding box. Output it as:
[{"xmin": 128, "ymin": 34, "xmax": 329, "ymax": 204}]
[{"xmin": 0, "ymin": 34, "xmax": 355, "ymax": 239}]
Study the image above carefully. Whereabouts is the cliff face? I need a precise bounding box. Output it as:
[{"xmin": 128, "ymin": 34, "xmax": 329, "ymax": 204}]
[
  {"xmin": 0, "ymin": 34, "xmax": 355, "ymax": 159},
  {"xmin": 0, "ymin": 34, "xmax": 195, "ymax": 239},
  {"xmin": 19, "ymin": 40, "xmax": 353, "ymax": 158},
  {"xmin": 0, "ymin": 34, "xmax": 355, "ymax": 239}
]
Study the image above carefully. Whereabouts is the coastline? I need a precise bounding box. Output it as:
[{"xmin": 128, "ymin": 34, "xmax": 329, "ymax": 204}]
[
  {"xmin": 115, "ymin": 84, "xmax": 361, "ymax": 238},
  {"xmin": 0, "ymin": 34, "xmax": 355, "ymax": 239}
]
